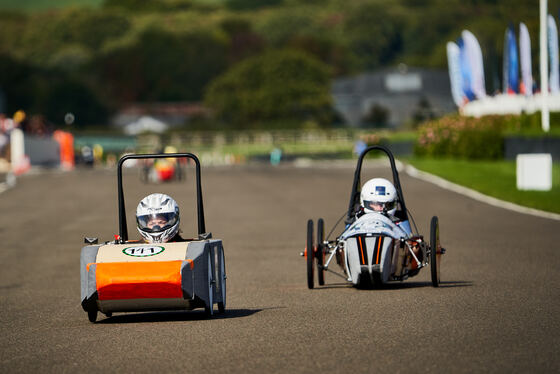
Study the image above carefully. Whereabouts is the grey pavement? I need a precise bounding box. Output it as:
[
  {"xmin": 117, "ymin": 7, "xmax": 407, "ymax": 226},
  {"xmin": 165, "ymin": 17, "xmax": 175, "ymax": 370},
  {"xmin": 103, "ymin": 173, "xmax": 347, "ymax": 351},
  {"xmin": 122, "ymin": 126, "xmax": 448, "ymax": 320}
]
[{"xmin": 0, "ymin": 164, "xmax": 558, "ymax": 373}]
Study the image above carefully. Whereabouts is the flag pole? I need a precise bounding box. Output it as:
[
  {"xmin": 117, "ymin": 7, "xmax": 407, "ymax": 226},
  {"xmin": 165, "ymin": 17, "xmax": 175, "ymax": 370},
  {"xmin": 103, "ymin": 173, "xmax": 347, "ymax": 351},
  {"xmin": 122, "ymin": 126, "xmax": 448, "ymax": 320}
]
[{"xmin": 540, "ymin": 0, "xmax": 550, "ymax": 132}]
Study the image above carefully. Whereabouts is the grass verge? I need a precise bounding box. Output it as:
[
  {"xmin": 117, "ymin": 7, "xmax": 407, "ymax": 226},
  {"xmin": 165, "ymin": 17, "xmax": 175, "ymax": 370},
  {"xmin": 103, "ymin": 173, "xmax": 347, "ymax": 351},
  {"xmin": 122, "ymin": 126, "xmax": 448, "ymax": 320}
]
[{"xmin": 406, "ymin": 158, "xmax": 560, "ymax": 214}]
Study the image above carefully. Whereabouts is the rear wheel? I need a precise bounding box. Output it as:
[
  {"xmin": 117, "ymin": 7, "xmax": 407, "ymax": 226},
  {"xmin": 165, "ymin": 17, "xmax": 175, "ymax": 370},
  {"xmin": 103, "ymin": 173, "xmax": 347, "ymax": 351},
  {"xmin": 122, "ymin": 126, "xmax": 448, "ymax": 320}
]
[
  {"xmin": 217, "ymin": 249, "xmax": 226, "ymax": 313},
  {"xmin": 204, "ymin": 252, "xmax": 214, "ymax": 316},
  {"xmin": 306, "ymin": 219, "xmax": 314, "ymax": 289},
  {"xmin": 317, "ymin": 218, "xmax": 325, "ymax": 286},
  {"xmin": 430, "ymin": 216, "xmax": 440, "ymax": 287}
]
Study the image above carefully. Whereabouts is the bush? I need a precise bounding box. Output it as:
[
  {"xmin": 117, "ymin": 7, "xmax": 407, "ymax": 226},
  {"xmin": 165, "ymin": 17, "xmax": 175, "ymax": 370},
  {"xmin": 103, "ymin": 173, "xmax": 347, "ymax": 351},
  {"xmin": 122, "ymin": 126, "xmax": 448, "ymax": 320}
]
[{"xmin": 415, "ymin": 115, "xmax": 508, "ymax": 159}]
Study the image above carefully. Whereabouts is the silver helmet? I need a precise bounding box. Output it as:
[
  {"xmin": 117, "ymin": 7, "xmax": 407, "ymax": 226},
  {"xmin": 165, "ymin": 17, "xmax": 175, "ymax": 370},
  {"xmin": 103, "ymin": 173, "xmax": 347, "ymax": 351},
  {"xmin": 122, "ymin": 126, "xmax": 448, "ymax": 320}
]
[{"xmin": 136, "ymin": 193, "xmax": 180, "ymax": 243}]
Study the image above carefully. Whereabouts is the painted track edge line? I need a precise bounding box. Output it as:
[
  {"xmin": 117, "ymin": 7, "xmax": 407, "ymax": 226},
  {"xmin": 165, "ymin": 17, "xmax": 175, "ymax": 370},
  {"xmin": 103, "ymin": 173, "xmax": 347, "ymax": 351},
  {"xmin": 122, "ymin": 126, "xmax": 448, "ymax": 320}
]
[{"xmin": 401, "ymin": 162, "xmax": 560, "ymax": 222}]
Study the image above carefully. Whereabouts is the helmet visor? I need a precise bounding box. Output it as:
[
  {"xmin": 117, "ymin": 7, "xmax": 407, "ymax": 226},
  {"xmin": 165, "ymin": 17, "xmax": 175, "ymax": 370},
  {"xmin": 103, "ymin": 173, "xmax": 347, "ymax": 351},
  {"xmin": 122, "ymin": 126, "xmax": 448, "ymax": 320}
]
[
  {"xmin": 364, "ymin": 200, "xmax": 395, "ymax": 213},
  {"xmin": 137, "ymin": 212, "xmax": 178, "ymax": 233}
]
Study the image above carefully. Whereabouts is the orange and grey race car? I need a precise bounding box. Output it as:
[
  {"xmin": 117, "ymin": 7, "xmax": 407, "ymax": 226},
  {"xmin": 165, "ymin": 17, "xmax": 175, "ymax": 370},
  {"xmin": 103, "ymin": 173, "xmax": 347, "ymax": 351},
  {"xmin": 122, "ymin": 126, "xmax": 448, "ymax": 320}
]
[{"xmin": 80, "ymin": 153, "xmax": 226, "ymax": 322}]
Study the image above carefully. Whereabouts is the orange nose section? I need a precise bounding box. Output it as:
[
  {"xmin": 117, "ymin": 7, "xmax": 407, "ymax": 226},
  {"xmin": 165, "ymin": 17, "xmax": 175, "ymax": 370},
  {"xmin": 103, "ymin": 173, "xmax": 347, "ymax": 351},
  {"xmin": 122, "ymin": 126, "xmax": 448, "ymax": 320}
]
[{"xmin": 95, "ymin": 260, "xmax": 184, "ymax": 300}]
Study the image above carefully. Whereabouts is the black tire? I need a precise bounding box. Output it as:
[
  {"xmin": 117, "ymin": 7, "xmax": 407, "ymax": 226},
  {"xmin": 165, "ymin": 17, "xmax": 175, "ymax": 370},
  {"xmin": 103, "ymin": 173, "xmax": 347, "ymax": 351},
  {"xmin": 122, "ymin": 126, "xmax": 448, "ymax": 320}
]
[
  {"xmin": 217, "ymin": 249, "xmax": 226, "ymax": 313},
  {"xmin": 306, "ymin": 219, "xmax": 314, "ymax": 289},
  {"xmin": 356, "ymin": 272, "xmax": 373, "ymax": 289},
  {"xmin": 317, "ymin": 218, "xmax": 325, "ymax": 286},
  {"xmin": 104, "ymin": 312, "xmax": 112, "ymax": 318},
  {"xmin": 430, "ymin": 216, "xmax": 440, "ymax": 287},
  {"xmin": 371, "ymin": 272, "xmax": 382, "ymax": 289},
  {"xmin": 204, "ymin": 252, "xmax": 214, "ymax": 317},
  {"xmin": 88, "ymin": 309, "xmax": 97, "ymax": 323}
]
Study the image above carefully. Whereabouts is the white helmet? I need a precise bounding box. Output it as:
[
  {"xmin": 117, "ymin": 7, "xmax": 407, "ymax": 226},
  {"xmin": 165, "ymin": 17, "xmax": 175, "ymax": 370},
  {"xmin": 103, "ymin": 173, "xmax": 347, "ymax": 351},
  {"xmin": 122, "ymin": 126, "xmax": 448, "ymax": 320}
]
[
  {"xmin": 360, "ymin": 178, "xmax": 398, "ymax": 215},
  {"xmin": 136, "ymin": 193, "xmax": 180, "ymax": 243}
]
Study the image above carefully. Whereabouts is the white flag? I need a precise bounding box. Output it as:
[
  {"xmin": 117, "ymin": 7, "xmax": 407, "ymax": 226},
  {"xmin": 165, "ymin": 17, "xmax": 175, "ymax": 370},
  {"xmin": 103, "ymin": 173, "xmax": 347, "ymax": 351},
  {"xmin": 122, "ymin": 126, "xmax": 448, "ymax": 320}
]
[
  {"xmin": 447, "ymin": 42, "xmax": 464, "ymax": 106},
  {"xmin": 519, "ymin": 23, "xmax": 533, "ymax": 95},
  {"xmin": 548, "ymin": 15, "xmax": 559, "ymax": 93},
  {"xmin": 462, "ymin": 30, "xmax": 486, "ymax": 99}
]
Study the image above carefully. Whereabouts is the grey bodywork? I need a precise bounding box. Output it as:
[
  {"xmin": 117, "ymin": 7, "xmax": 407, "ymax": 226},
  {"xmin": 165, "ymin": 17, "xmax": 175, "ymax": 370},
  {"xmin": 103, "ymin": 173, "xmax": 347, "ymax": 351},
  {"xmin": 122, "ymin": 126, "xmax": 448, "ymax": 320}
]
[
  {"xmin": 342, "ymin": 213, "xmax": 412, "ymax": 285},
  {"xmin": 80, "ymin": 240, "xmax": 226, "ymax": 314}
]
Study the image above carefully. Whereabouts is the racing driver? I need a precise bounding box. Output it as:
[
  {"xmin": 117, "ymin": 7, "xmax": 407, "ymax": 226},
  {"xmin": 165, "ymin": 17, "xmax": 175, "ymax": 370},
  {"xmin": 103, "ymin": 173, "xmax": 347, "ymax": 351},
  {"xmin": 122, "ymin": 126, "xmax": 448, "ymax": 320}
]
[{"xmin": 136, "ymin": 193, "xmax": 185, "ymax": 243}]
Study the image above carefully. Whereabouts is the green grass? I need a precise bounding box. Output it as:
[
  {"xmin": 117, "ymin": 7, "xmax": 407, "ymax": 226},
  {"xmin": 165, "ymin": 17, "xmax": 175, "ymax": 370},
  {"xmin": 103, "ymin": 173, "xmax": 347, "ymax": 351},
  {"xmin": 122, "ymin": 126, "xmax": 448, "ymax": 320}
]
[{"xmin": 406, "ymin": 158, "xmax": 560, "ymax": 214}]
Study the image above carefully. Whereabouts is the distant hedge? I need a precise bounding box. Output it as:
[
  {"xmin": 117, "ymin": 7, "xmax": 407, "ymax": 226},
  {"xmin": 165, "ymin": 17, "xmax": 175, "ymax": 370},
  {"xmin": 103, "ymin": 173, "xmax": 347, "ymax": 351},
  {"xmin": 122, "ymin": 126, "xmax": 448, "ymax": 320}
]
[{"xmin": 414, "ymin": 114, "xmax": 558, "ymax": 159}]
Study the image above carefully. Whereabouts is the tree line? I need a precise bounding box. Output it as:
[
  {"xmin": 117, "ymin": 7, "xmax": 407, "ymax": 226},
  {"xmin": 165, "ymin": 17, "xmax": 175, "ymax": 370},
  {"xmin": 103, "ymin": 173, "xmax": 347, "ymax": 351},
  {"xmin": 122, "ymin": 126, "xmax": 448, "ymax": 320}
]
[{"xmin": 0, "ymin": 0, "xmax": 556, "ymax": 129}]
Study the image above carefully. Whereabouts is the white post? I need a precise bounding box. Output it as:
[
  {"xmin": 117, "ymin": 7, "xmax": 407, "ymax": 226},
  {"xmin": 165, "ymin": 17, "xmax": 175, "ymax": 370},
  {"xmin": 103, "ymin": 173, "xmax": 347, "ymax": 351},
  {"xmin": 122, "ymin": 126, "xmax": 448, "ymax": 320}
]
[
  {"xmin": 516, "ymin": 154, "xmax": 552, "ymax": 191},
  {"xmin": 10, "ymin": 128, "xmax": 25, "ymax": 171},
  {"xmin": 540, "ymin": 0, "xmax": 550, "ymax": 132},
  {"xmin": 9, "ymin": 127, "xmax": 30, "ymax": 175}
]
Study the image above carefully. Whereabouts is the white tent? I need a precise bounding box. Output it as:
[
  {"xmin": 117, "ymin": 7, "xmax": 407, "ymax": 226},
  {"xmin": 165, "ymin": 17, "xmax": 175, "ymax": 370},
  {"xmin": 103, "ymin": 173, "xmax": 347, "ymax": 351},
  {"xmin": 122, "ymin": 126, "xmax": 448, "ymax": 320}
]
[{"xmin": 123, "ymin": 116, "xmax": 168, "ymax": 135}]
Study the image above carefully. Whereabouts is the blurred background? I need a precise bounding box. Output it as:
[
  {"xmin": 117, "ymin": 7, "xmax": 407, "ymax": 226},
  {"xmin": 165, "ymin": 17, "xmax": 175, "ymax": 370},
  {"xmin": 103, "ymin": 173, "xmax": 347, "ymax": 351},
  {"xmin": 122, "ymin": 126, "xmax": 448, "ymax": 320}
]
[{"xmin": 0, "ymin": 0, "xmax": 558, "ymax": 212}]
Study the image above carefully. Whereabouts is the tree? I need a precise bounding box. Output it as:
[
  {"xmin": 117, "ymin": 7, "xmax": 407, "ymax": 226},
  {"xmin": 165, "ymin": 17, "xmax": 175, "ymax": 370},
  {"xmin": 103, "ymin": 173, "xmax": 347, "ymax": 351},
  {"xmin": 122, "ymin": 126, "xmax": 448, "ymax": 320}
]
[
  {"xmin": 0, "ymin": 54, "xmax": 33, "ymax": 112},
  {"xmin": 41, "ymin": 78, "xmax": 109, "ymax": 126},
  {"xmin": 219, "ymin": 17, "xmax": 265, "ymax": 64},
  {"xmin": 94, "ymin": 27, "xmax": 228, "ymax": 103},
  {"xmin": 51, "ymin": 8, "xmax": 131, "ymax": 51},
  {"xmin": 205, "ymin": 49, "xmax": 333, "ymax": 128},
  {"xmin": 226, "ymin": 0, "xmax": 284, "ymax": 11},
  {"xmin": 103, "ymin": 0, "xmax": 195, "ymax": 12},
  {"xmin": 342, "ymin": 3, "xmax": 403, "ymax": 70}
]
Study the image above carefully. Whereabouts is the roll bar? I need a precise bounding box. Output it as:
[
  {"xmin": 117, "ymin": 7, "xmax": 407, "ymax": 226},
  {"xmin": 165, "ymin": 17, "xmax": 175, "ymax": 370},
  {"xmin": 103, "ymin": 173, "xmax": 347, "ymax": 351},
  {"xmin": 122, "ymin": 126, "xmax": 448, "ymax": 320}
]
[
  {"xmin": 346, "ymin": 145, "xmax": 409, "ymax": 223},
  {"xmin": 117, "ymin": 153, "xmax": 206, "ymax": 242}
]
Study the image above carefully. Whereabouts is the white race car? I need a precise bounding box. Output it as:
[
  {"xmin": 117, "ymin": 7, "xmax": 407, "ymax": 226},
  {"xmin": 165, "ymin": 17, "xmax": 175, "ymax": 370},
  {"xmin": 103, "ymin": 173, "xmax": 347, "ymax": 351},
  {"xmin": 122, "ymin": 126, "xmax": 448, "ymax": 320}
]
[
  {"xmin": 80, "ymin": 152, "xmax": 226, "ymax": 322},
  {"xmin": 304, "ymin": 145, "xmax": 445, "ymax": 289}
]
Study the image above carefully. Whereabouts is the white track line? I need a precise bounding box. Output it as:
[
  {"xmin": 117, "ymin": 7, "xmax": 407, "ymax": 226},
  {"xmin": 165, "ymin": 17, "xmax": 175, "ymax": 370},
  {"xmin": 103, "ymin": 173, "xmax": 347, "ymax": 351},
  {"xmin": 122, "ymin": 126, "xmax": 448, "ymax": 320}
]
[{"xmin": 401, "ymin": 162, "xmax": 560, "ymax": 221}]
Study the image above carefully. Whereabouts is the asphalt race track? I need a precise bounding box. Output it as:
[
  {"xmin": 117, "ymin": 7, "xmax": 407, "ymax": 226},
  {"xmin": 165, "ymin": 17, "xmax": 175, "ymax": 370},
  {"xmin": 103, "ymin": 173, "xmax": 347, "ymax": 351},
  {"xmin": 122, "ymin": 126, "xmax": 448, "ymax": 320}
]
[{"xmin": 1, "ymin": 162, "xmax": 559, "ymax": 373}]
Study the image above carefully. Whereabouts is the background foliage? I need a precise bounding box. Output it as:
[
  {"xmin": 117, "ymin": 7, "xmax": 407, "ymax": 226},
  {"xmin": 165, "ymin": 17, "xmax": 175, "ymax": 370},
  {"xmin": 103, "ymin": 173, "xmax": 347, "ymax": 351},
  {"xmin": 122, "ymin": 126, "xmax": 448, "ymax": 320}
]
[
  {"xmin": 0, "ymin": 0, "xmax": 558, "ymax": 127},
  {"xmin": 205, "ymin": 49, "xmax": 332, "ymax": 128}
]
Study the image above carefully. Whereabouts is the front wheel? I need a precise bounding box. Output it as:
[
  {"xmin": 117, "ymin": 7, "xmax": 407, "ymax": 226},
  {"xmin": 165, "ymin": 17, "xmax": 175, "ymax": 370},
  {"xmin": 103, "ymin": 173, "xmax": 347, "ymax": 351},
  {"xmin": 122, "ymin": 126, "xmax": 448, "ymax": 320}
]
[
  {"xmin": 430, "ymin": 216, "xmax": 441, "ymax": 287},
  {"xmin": 317, "ymin": 218, "xmax": 325, "ymax": 286},
  {"xmin": 87, "ymin": 309, "xmax": 97, "ymax": 323},
  {"xmin": 306, "ymin": 219, "xmax": 314, "ymax": 289}
]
